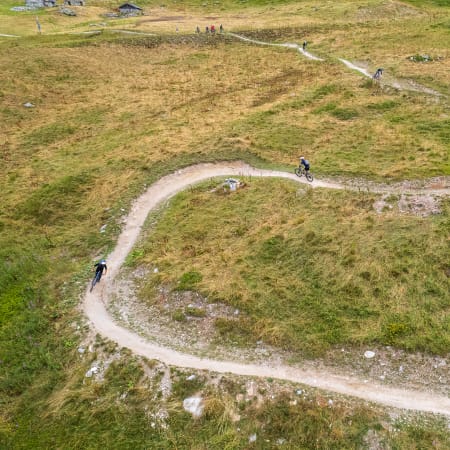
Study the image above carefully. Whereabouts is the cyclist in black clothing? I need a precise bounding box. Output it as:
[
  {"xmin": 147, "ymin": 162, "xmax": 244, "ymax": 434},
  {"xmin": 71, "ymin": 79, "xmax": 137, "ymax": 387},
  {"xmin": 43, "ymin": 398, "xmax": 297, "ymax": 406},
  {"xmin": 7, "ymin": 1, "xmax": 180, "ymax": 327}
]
[
  {"xmin": 373, "ymin": 68, "xmax": 383, "ymax": 80},
  {"xmin": 300, "ymin": 156, "xmax": 310, "ymax": 173},
  {"xmin": 94, "ymin": 259, "xmax": 107, "ymax": 282}
]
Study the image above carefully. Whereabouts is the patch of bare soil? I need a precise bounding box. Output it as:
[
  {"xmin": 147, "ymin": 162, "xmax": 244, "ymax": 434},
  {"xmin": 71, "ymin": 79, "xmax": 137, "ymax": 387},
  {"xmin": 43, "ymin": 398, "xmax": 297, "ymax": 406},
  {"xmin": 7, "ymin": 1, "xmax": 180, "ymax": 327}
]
[
  {"xmin": 373, "ymin": 193, "xmax": 442, "ymax": 216},
  {"xmin": 323, "ymin": 174, "xmax": 450, "ymax": 196},
  {"xmin": 109, "ymin": 267, "xmax": 449, "ymax": 398},
  {"xmin": 109, "ymin": 269, "xmax": 288, "ymax": 366}
]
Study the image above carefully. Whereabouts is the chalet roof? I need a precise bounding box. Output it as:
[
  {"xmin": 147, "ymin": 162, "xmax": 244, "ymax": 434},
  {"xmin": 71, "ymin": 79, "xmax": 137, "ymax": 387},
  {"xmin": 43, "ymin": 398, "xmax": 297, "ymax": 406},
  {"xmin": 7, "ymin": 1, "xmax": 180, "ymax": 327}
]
[{"xmin": 118, "ymin": 3, "xmax": 142, "ymax": 9}]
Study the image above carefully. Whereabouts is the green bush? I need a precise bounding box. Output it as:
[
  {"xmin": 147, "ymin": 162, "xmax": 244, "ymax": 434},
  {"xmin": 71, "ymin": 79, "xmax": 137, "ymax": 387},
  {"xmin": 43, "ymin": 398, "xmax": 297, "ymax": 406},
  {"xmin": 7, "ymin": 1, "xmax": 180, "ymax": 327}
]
[
  {"xmin": 176, "ymin": 271, "xmax": 203, "ymax": 291},
  {"xmin": 331, "ymin": 108, "xmax": 359, "ymax": 120}
]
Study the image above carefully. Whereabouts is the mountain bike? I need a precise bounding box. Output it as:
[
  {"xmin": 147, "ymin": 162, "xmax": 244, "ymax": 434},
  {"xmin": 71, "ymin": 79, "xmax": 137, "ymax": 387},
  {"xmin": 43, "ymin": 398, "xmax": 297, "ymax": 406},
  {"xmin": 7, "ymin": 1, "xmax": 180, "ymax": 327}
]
[
  {"xmin": 294, "ymin": 165, "xmax": 314, "ymax": 182},
  {"xmin": 90, "ymin": 271, "xmax": 102, "ymax": 292}
]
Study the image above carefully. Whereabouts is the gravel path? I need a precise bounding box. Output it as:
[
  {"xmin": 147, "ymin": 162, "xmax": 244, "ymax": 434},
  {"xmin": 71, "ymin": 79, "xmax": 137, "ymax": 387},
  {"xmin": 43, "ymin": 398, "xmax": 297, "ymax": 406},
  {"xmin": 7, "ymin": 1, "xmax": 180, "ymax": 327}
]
[
  {"xmin": 229, "ymin": 33, "xmax": 445, "ymax": 97},
  {"xmin": 83, "ymin": 162, "xmax": 450, "ymax": 417}
]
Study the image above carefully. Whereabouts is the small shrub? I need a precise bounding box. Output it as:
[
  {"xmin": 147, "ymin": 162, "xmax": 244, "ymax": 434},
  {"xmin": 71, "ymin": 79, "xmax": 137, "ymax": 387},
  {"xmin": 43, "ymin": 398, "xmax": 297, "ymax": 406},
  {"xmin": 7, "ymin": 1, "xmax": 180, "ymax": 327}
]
[
  {"xmin": 313, "ymin": 102, "xmax": 337, "ymax": 114},
  {"xmin": 383, "ymin": 317, "xmax": 411, "ymax": 344},
  {"xmin": 331, "ymin": 108, "xmax": 359, "ymax": 120},
  {"xmin": 259, "ymin": 235, "xmax": 284, "ymax": 262},
  {"xmin": 172, "ymin": 309, "xmax": 186, "ymax": 322},
  {"xmin": 312, "ymin": 84, "xmax": 338, "ymax": 99},
  {"xmin": 214, "ymin": 317, "xmax": 253, "ymax": 345},
  {"xmin": 367, "ymin": 100, "xmax": 398, "ymax": 111},
  {"xmin": 185, "ymin": 306, "xmax": 206, "ymax": 318},
  {"xmin": 125, "ymin": 248, "xmax": 145, "ymax": 267},
  {"xmin": 176, "ymin": 271, "xmax": 203, "ymax": 291},
  {"xmin": 24, "ymin": 122, "xmax": 76, "ymax": 147},
  {"xmin": 408, "ymin": 54, "xmax": 433, "ymax": 62}
]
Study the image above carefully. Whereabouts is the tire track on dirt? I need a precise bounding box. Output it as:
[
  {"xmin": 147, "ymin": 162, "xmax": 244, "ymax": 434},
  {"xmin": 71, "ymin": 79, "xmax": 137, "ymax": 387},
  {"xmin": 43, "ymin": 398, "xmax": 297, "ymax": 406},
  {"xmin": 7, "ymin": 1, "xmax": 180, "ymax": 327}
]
[{"xmin": 83, "ymin": 162, "xmax": 450, "ymax": 416}]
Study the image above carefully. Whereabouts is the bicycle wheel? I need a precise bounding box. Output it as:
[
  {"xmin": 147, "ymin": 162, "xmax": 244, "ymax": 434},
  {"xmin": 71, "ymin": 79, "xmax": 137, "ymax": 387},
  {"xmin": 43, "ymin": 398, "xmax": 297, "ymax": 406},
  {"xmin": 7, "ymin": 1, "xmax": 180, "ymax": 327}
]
[
  {"xmin": 294, "ymin": 167, "xmax": 303, "ymax": 178},
  {"xmin": 306, "ymin": 172, "xmax": 314, "ymax": 182},
  {"xmin": 90, "ymin": 272, "xmax": 101, "ymax": 292}
]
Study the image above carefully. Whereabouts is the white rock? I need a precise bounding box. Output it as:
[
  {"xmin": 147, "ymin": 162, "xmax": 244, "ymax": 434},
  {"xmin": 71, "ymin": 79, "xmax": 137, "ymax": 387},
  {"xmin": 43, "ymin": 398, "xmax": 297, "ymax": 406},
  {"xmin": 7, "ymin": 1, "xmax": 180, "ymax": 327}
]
[
  {"xmin": 77, "ymin": 347, "xmax": 85, "ymax": 354},
  {"xmin": 100, "ymin": 224, "xmax": 107, "ymax": 233},
  {"xmin": 249, "ymin": 433, "xmax": 257, "ymax": 443},
  {"xmin": 186, "ymin": 374, "xmax": 196, "ymax": 381},
  {"xmin": 153, "ymin": 268, "xmax": 159, "ymax": 273},
  {"xmin": 183, "ymin": 396, "xmax": 203, "ymax": 418},
  {"xmin": 296, "ymin": 389, "xmax": 303, "ymax": 395},
  {"xmin": 364, "ymin": 350, "xmax": 375, "ymax": 359},
  {"xmin": 23, "ymin": 102, "xmax": 34, "ymax": 108}
]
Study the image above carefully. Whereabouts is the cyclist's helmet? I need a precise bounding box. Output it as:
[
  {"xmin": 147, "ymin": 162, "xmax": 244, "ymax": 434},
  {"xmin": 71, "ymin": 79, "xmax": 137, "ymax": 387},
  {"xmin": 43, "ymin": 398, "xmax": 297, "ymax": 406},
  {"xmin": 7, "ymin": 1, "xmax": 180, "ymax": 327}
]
[
  {"xmin": 300, "ymin": 156, "xmax": 305, "ymax": 160},
  {"xmin": 100, "ymin": 259, "xmax": 106, "ymax": 264}
]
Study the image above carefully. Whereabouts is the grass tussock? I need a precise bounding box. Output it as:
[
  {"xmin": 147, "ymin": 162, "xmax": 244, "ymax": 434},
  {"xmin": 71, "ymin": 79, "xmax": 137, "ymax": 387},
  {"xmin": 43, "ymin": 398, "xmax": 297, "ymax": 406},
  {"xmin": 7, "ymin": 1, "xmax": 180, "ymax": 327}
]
[{"xmin": 3, "ymin": 356, "xmax": 449, "ymax": 448}]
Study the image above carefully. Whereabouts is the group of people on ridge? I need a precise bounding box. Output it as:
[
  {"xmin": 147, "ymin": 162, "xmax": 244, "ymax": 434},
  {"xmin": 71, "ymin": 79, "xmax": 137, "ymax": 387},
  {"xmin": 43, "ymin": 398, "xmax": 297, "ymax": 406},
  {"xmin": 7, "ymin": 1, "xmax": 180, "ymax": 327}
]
[{"xmin": 196, "ymin": 24, "xmax": 223, "ymax": 34}]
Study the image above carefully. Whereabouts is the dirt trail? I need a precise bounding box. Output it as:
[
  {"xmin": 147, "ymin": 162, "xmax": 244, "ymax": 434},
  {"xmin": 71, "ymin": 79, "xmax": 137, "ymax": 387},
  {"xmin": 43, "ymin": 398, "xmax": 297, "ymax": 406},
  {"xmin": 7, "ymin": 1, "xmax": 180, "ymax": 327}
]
[
  {"xmin": 228, "ymin": 32, "xmax": 324, "ymax": 61},
  {"xmin": 83, "ymin": 162, "xmax": 450, "ymax": 416},
  {"xmin": 230, "ymin": 33, "xmax": 444, "ymax": 97}
]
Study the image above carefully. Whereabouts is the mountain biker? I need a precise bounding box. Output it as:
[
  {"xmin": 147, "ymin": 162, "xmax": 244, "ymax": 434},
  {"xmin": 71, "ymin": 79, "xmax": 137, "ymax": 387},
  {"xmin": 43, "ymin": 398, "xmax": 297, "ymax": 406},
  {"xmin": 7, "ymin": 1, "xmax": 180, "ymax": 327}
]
[
  {"xmin": 373, "ymin": 68, "xmax": 383, "ymax": 80},
  {"xmin": 299, "ymin": 156, "xmax": 310, "ymax": 173},
  {"xmin": 94, "ymin": 259, "xmax": 107, "ymax": 283}
]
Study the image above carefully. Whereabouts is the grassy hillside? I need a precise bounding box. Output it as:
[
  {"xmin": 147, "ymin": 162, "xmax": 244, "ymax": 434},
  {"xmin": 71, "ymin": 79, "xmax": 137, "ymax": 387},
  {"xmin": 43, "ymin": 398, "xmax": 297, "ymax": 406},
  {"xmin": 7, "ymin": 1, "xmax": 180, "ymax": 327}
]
[
  {"xmin": 0, "ymin": 0, "xmax": 449, "ymax": 446},
  {"xmin": 133, "ymin": 178, "xmax": 450, "ymax": 356}
]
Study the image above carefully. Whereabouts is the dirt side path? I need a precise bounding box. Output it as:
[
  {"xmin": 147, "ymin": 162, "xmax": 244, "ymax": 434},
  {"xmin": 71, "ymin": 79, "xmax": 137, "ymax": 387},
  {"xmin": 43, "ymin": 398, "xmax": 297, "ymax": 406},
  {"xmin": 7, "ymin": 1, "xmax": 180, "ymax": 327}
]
[
  {"xmin": 229, "ymin": 32, "xmax": 445, "ymax": 98},
  {"xmin": 83, "ymin": 162, "xmax": 450, "ymax": 416}
]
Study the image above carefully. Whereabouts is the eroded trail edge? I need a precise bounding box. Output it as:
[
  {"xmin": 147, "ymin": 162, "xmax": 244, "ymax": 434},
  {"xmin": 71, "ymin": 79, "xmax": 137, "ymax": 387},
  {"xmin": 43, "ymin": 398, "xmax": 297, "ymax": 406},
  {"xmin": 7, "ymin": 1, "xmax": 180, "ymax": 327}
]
[{"xmin": 83, "ymin": 162, "xmax": 450, "ymax": 416}]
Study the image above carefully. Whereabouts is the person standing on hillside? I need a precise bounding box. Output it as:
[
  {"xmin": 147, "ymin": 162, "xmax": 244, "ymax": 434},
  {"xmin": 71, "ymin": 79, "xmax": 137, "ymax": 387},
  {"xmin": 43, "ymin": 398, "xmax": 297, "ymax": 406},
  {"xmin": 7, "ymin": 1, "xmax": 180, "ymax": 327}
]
[{"xmin": 302, "ymin": 41, "xmax": 307, "ymax": 51}]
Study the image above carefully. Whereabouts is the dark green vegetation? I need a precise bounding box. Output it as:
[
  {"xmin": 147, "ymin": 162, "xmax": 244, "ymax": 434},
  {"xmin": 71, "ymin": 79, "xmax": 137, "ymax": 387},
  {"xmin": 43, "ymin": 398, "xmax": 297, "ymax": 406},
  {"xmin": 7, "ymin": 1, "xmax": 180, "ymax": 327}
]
[
  {"xmin": 135, "ymin": 179, "xmax": 450, "ymax": 356},
  {"xmin": 1, "ymin": 0, "xmax": 450, "ymax": 446}
]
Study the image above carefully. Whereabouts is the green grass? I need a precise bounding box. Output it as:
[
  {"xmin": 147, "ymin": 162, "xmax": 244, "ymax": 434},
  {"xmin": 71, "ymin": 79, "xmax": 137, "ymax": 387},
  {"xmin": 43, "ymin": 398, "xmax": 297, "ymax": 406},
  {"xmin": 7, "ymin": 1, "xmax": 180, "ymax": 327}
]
[
  {"xmin": 1, "ymin": 0, "xmax": 449, "ymax": 445},
  {"xmin": 136, "ymin": 178, "xmax": 450, "ymax": 356},
  {"xmin": 3, "ymin": 353, "xmax": 449, "ymax": 449},
  {"xmin": 89, "ymin": 0, "xmax": 296, "ymax": 10}
]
